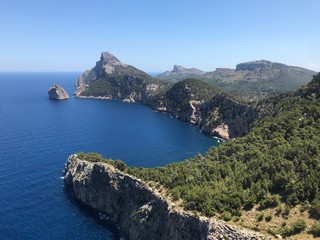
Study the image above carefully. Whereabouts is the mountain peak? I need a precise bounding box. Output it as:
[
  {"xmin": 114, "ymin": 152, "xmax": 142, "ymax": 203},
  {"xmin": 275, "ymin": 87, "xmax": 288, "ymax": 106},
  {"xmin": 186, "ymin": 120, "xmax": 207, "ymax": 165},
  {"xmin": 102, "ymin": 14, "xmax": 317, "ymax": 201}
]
[
  {"xmin": 100, "ymin": 52, "xmax": 121, "ymax": 64},
  {"xmin": 157, "ymin": 65, "xmax": 206, "ymax": 80},
  {"xmin": 235, "ymin": 60, "xmax": 284, "ymax": 71},
  {"xmin": 173, "ymin": 65, "xmax": 185, "ymax": 73},
  {"xmin": 97, "ymin": 51, "xmax": 127, "ymax": 74}
]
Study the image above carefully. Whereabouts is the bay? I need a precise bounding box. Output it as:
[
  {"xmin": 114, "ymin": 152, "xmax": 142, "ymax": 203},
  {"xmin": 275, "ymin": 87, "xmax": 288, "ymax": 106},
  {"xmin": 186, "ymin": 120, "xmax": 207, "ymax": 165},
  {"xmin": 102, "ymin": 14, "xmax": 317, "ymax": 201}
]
[{"xmin": 0, "ymin": 72, "xmax": 218, "ymax": 239}]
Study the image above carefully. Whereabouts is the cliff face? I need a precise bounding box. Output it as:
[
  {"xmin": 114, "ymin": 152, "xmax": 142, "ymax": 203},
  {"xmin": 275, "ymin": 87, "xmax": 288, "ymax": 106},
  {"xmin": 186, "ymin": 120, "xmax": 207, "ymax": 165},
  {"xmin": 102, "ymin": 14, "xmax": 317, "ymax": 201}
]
[
  {"xmin": 64, "ymin": 155, "xmax": 264, "ymax": 240},
  {"xmin": 199, "ymin": 94, "xmax": 257, "ymax": 138}
]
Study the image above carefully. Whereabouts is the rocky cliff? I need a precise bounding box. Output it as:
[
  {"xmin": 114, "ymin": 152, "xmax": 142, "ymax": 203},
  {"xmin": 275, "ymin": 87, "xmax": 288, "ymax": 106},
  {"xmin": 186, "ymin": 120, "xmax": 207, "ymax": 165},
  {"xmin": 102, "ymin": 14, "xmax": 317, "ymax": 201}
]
[
  {"xmin": 75, "ymin": 52, "xmax": 169, "ymax": 103},
  {"xmin": 199, "ymin": 94, "xmax": 257, "ymax": 138},
  {"xmin": 64, "ymin": 154, "xmax": 265, "ymax": 240},
  {"xmin": 48, "ymin": 84, "xmax": 69, "ymax": 100}
]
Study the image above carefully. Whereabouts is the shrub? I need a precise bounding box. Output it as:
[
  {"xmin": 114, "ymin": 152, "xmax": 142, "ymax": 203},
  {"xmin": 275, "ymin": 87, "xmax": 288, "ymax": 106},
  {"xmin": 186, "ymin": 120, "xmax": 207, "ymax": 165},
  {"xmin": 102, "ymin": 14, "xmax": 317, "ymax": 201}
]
[
  {"xmin": 282, "ymin": 205, "xmax": 290, "ymax": 218},
  {"xmin": 256, "ymin": 213, "xmax": 264, "ymax": 222},
  {"xmin": 310, "ymin": 198, "xmax": 320, "ymax": 219},
  {"xmin": 112, "ymin": 160, "xmax": 127, "ymax": 171},
  {"xmin": 310, "ymin": 222, "xmax": 320, "ymax": 237},
  {"xmin": 291, "ymin": 219, "xmax": 307, "ymax": 234},
  {"xmin": 265, "ymin": 213, "xmax": 272, "ymax": 222},
  {"xmin": 275, "ymin": 206, "xmax": 283, "ymax": 216},
  {"xmin": 259, "ymin": 194, "xmax": 280, "ymax": 209},
  {"xmin": 221, "ymin": 212, "xmax": 232, "ymax": 221}
]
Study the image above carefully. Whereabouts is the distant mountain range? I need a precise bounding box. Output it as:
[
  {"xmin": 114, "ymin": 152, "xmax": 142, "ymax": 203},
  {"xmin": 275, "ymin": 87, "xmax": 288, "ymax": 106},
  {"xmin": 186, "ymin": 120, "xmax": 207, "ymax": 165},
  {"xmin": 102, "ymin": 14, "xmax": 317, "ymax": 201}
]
[{"xmin": 156, "ymin": 61, "xmax": 316, "ymax": 101}]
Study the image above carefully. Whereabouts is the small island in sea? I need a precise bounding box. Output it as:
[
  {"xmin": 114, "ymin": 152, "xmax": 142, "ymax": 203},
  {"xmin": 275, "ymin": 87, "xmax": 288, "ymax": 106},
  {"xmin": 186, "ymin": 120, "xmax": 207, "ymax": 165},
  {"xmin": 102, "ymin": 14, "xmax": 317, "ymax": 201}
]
[{"xmin": 48, "ymin": 84, "xmax": 69, "ymax": 100}]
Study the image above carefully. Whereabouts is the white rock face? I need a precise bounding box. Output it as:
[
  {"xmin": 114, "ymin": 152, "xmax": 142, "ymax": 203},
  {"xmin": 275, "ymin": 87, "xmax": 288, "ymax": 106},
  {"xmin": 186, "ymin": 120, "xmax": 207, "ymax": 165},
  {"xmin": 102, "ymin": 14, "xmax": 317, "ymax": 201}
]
[{"xmin": 48, "ymin": 84, "xmax": 69, "ymax": 100}]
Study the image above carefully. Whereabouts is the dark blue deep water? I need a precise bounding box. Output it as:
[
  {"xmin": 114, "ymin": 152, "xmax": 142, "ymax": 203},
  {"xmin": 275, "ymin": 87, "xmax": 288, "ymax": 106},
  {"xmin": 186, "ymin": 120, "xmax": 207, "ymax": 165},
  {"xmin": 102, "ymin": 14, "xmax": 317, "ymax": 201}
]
[{"xmin": 0, "ymin": 73, "xmax": 218, "ymax": 239}]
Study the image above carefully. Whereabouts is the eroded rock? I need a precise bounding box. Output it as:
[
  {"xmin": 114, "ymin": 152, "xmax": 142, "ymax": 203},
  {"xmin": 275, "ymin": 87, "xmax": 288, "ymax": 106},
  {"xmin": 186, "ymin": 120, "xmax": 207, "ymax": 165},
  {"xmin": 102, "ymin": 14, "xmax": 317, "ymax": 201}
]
[{"xmin": 48, "ymin": 84, "xmax": 69, "ymax": 100}]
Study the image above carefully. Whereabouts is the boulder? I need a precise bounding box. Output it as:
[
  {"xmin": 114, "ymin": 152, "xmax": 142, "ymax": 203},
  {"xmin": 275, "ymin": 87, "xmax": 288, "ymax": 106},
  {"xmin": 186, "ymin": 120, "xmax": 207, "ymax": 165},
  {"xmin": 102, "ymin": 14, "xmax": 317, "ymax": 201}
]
[{"xmin": 48, "ymin": 84, "xmax": 69, "ymax": 100}]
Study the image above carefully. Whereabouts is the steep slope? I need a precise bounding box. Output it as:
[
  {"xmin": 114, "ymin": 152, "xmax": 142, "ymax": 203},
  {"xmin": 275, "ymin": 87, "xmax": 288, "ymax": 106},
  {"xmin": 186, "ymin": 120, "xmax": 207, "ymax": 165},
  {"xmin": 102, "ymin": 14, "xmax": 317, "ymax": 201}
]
[
  {"xmin": 156, "ymin": 65, "xmax": 206, "ymax": 81},
  {"xmin": 150, "ymin": 78, "xmax": 219, "ymax": 123},
  {"xmin": 64, "ymin": 154, "xmax": 264, "ymax": 240},
  {"xmin": 68, "ymin": 72, "xmax": 320, "ymax": 237},
  {"xmin": 75, "ymin": 52, "xmax": 169, "ymax": 103},
  {"xmin": 126, "ymin": 72, "xmax": 320, "ymax": 238},
  {"xmin": 199, "ymin": 94, "xmax": 257, "ymax": 138},
  {"xmin": 149, "ymin": 78, "xmax": 256, "ymax": 139}
]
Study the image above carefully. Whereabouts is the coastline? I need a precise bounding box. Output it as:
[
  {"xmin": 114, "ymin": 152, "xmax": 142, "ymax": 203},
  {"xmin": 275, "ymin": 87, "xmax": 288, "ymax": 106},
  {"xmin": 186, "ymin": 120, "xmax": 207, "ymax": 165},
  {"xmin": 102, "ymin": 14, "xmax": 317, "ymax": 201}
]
[
  {"xmin": 73, "ymin": 94, "xmax": 229, "ymax": 142},
  {"xmin": 64, "ymin": 154, "xmax": 266, "ymax": 240}
]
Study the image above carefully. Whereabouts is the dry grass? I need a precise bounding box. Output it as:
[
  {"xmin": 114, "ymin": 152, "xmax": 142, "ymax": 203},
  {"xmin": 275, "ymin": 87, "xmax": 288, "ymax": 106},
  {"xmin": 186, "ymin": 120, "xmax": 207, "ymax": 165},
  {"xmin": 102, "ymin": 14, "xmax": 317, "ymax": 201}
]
[{"xmin": 228, "ymin": 203, "xmax": 319, "ymax": 239}]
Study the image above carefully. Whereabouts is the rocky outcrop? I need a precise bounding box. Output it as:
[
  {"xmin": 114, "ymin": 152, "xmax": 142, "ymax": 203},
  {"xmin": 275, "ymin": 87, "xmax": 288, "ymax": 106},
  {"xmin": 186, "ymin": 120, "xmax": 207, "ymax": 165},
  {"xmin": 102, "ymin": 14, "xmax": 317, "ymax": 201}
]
[
  {"xmin": 64, "ymin": 155, "xmax": 266, "ymax": 240},
  {"xmin": 74, "ymin": 52, "xmax": 168, "ymax": 103},
  {"xmin": 48, "ymin": 84, "xmax": 69, "ymax": 100}
]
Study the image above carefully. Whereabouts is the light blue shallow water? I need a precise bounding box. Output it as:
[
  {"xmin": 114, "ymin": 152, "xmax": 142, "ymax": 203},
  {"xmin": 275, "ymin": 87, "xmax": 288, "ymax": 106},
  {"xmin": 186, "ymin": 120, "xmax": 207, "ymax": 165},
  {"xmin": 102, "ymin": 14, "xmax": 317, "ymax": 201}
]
[{"xmin": 0, "ymin": 73, "xmax": 218, "ymax": 239}]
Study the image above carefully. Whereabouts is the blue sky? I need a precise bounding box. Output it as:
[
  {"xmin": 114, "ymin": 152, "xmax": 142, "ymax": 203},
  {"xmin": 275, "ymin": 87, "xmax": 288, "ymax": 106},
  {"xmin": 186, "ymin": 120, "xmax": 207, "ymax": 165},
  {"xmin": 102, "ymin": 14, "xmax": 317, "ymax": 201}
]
[{"xmin": 0, "ymin": 0, "xmax": 319, "ymax": 72}]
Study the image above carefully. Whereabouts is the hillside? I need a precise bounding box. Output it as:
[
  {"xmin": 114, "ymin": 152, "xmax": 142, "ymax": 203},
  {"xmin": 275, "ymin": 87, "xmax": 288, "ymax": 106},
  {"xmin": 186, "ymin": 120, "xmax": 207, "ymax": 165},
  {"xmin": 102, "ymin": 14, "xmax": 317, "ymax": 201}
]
[
  {"xmin": 75, "ymin": 52, "xmax": 170, "ymax": 103},
  {"xmin": 157, "ymin": 60, "xmax": 316, "ymax": 101},
  {"xmin": 126, "ymin": 72, "xmax": 320, "ymax": 238},
  {"xmin": 72, "ymin": 52, "xmax": 320, "ymax": 238},
  {"xmin": 77, "ymin": 73, "xmax": 320, "ymax": 238},
  {"xmin": 149, "ymin": 79, "xmax": 257, "ymax": 138},
  {"xmin": 149, "ymin": 78, "xmax": 219, "ymax": 123},
  {"xmin": 75, "ymin": 52, "xmax": 257, "ymax": 139}
]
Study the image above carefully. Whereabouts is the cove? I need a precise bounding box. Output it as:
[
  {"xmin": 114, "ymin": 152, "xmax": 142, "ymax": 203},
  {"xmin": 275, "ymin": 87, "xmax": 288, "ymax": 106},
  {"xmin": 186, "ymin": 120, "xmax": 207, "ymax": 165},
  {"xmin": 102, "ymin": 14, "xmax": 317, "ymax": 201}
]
[{"xmin": 0, "ymin": 72, "xmax": 218, "ymax": 239}]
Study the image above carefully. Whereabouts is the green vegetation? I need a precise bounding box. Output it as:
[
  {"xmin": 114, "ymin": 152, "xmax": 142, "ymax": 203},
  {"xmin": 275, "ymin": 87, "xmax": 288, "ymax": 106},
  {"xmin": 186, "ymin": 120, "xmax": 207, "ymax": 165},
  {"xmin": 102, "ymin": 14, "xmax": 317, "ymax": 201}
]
[
  {"xmin": 156, "ymin": 62, "xmax": 316, "ymax": 102},
  {"xmin": 78, "ymin": 73, "xmax": 320, "ymax": 237},
  {"xmin": 265, "ymin": 213, "xmax": 272, "ymax": 222},
  {"xmin": 125, "ymin": 73, "xmax": 320, "ymax": 219},
  {"xmin": 76, "ymin": 152, "xmax": 127, "ymax": 171},
  {"xmin": 256, "ymin": 213, "xmax": 264, "ymax": 222},
  {"xmin": 81, "ymin": 65, "xmax": 170, "ymax": 98},
  {"xmin": 77, "ymin": 152, "xmax": 106, "ymax": 162},
  {"xmin": 310, "ymin": 222, "xmax": 320, "ymax": 237},
  {"xmin": 284, "ymin": 219, "xmax": 307, "ymax": 235}
]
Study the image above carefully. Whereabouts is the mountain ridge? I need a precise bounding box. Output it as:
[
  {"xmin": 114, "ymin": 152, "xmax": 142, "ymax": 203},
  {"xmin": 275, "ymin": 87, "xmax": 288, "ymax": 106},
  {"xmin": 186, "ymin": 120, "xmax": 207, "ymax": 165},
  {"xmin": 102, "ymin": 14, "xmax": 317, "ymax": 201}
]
[{"xmin": 157, "ymin": 60, "xmax": 316, "ymax": 101}]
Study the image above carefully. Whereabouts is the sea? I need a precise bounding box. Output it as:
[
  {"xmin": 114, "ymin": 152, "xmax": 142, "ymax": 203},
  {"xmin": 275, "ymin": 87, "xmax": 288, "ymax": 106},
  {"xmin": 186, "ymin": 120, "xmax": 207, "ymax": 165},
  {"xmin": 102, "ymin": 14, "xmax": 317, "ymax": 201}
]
[{"xmin": 0, "ymin": 72, "xmax": 218, "ymax": 239}]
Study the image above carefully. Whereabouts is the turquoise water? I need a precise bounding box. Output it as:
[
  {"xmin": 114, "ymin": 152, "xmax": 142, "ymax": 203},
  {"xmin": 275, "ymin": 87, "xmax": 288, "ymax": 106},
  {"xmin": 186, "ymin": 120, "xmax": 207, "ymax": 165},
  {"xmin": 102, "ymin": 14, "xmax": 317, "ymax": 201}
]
[{"xmin": 0, "ymin": 73, "xmax": 218, "ymax": 239}]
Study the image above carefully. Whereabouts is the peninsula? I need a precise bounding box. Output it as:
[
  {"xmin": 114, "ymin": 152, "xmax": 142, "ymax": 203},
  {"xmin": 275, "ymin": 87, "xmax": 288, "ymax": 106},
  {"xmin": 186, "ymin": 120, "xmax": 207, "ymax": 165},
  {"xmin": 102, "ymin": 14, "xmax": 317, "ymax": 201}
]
[{"xmin": 66, "ymin": 52, "xmax": 320, "ymax": 239}]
